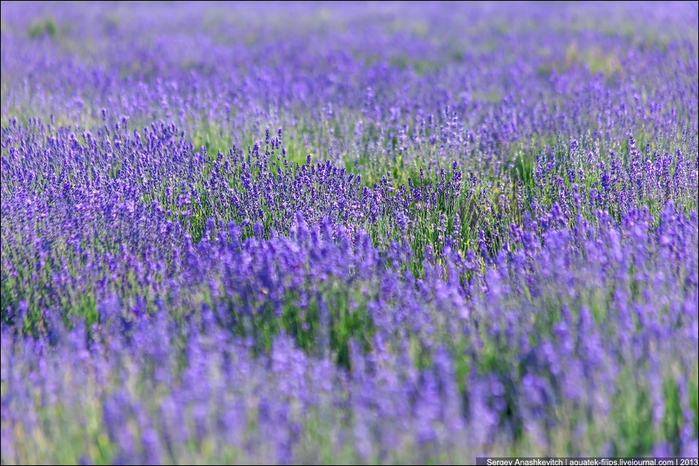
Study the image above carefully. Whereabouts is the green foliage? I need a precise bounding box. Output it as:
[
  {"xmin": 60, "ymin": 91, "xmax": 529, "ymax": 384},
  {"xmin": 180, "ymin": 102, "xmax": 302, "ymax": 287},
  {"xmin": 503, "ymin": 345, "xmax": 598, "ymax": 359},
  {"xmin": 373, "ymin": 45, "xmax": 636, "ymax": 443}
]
[
  {"xmin": 610, "ymin": 369, "xmax": 655, "ymax": 456},
  {"xmin": 28, "ymin": 17, "xmax": 57, "ymax": 40},
  {"xmin": 662, "ymin": 377, "xmax": 683, "ymax": 454}
]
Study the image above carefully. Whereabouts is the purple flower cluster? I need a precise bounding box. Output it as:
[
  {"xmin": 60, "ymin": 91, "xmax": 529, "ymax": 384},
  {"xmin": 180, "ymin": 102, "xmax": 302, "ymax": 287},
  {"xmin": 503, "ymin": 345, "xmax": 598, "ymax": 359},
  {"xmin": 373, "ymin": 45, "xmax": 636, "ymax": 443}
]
[
  {"xmin": 2, "ymin": 206, "xmax": 697, "ymax": 462},
  {"xmin": 1, "ymin": 1, "xmax": 698, "ymax": 464}
]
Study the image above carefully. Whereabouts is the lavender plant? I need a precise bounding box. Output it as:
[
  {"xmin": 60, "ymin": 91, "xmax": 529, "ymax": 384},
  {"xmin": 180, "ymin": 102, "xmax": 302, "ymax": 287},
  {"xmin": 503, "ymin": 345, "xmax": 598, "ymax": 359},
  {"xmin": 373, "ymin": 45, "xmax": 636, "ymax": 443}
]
[{"xmin": 1, "ymin": 1, "xmax": 698, "ymax": 464}]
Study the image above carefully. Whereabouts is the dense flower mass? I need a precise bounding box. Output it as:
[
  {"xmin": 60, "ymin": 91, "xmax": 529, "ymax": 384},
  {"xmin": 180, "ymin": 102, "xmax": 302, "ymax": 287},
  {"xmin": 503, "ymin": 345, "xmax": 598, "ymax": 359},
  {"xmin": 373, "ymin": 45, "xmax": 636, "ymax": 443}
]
[{"xmin": 1, "ymin": 2, "xmax": 698, "ymax": 464}]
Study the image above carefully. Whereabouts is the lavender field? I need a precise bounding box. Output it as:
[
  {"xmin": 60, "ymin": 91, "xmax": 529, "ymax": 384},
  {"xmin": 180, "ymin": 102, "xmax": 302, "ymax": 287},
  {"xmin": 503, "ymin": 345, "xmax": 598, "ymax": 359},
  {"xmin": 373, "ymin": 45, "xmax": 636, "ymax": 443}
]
[{"xmin": 1, "ymin": 2, "xmax": 698, "ymax": 464}]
